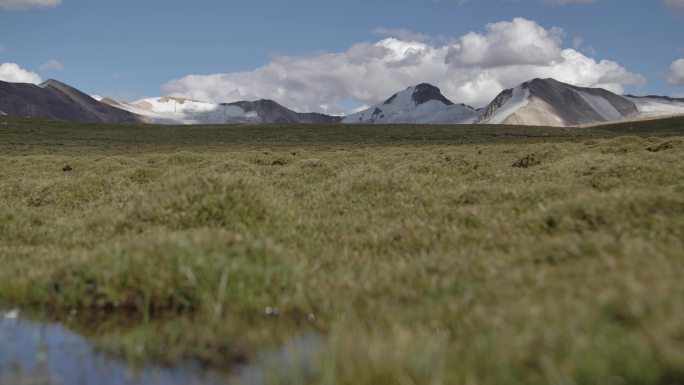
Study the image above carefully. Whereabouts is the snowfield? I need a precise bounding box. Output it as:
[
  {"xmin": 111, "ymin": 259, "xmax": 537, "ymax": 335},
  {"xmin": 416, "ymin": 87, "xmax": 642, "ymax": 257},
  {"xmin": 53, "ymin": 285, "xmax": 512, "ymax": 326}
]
[
  {"xmin": 628, "ymin": 96, "xmax": 684, "ymax": 118},
  {"xmin": 103, "ymin": 97, "xmax": 261, "ymax": 125}
]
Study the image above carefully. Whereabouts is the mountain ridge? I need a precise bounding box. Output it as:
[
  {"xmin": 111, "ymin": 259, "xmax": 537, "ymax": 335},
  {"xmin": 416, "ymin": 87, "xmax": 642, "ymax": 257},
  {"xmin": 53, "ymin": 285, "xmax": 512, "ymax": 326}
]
[
  {"xmin": 478, "ymin": 78, "xmax": 684, "ymax": 126},
  {"xmin": 2, "ymin": 78, "xmax": 684, "ymax": 126},
  {"xmin": 0, "ymin": 79, "xmax": 142, "ymax": 123}
]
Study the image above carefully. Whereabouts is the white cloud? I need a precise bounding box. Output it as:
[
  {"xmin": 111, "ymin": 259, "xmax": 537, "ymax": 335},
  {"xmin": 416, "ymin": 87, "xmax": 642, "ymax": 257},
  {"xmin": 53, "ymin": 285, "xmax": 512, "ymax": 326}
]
[
  {"xmin": 446, "ymin": 18, "xmax": 565, "ymax": 67},
  {"xmin": 664, "ymin": 0, "xmax": 684, "ymax": 13},
  {"xmin": 668, "ymin": 59, "xmax": 684, "ymax": 85},
  {"xmin": 0, "ymin": 62, "xmax": 42, "ymax": 84},
  {"xmin": 0, "ymin": 0, "xmax": 60, "ymax": 10},
  {"xmin": 40, "ymin": 59, "xmax": 63, "ymax": 72},
  {"xmin": 162, "ymin": 18, "xmax": 645, "ymax": 114},
  {"xmin": 373, "ymin": 28, "xmax": 430, "ymax": 43}
]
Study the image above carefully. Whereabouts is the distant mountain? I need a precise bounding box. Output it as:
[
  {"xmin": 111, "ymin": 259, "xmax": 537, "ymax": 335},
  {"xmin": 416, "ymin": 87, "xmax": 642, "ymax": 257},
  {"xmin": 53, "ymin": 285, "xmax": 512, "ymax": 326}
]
[
  {"xmin": 0, "ymin": 79, "xmax": 141, "ymax": 123},
  {"xmin": 3, "ymin": 78, "xmax": 684, "ymax": 127},
  {"xmin": 625, "ymin": 95, "xmax": 684, "ymax": 119},
  {"xmin": 223, "ymin": 100, "xmax": 341, "ymax": 124},
  {"xmin": 342, "ymin": 83, "xmax": 478, "ymax": 124},
  {"xmin": 104, "ymin": 96, "xmax": 341, "ymax": 125},
  {"xmin": 478, "ymin": 78, "xmax": 684, "ymax": 126}
]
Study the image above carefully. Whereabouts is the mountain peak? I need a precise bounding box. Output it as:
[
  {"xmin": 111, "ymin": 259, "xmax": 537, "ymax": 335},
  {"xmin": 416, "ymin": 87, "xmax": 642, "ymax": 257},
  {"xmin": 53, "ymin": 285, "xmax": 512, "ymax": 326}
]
[
  {"xmin": 411, "ymin": 83, "xmax": 454, "ymax": 106},
  {"xmin": 343, "ymin": 83, "xmax": 476, "ymax": 124},
  {"xmin": 38, "ymin": 79, "xmax": 62, "ymax": 88},
  {"xmin": 479, "ymin": 77, "xmax": 643, "ymax": 126}
]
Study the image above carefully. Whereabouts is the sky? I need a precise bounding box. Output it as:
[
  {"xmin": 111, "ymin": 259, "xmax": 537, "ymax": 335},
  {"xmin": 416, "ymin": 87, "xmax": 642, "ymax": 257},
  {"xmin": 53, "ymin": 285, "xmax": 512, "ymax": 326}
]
[{"xmin": 1, "ymin": 0, "xmax": 683, "ymax": 114}]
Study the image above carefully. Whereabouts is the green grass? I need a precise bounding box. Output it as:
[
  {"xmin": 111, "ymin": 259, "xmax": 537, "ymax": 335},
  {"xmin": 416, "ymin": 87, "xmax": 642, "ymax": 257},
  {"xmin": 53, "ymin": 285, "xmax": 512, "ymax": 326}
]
[{"xmin": 1, "ymin": 116, "xmax": 684, "ymax": 384}]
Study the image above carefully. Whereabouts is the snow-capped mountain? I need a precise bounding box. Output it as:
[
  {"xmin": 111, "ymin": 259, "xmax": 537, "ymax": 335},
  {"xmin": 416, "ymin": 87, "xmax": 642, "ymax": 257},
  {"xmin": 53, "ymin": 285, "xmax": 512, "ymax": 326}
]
[
  {"xmin": 0, "ymin": 79, "xmax": 141, "ymax": 123},
  {"xmin": 102, "ymin": 96, "xmax": 340, "ymax": 125},
  {"xmin": 478, "ymin": 78, "xmax": 684, "ymax": 126},
  {"xmin": 342, "ymin": 83, "xmax": 478, "ymax": 124},
  {"xmin": 3, "ymin": 77, "xmax": 684, "ymax": 127}
]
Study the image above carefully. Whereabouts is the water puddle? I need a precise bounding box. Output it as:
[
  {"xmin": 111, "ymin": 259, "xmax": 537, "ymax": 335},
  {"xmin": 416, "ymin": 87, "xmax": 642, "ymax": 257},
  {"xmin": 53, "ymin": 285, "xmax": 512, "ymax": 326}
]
[{"xmin": 0, "ymin": 309, "xmax": 319, "ymax": 385}]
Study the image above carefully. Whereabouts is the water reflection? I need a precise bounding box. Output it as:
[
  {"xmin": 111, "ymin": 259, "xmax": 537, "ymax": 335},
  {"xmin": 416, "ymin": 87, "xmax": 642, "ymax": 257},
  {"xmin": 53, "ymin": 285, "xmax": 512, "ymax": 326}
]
[{"xmin": 0, "ymin": 309, "xmax": 319, "ymax": 385}]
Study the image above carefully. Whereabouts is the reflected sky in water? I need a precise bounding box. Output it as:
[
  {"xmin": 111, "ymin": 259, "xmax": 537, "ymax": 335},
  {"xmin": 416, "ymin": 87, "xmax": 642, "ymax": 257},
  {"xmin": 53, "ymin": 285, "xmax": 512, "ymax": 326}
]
[
  {"xmin": 0, "ymin": 310, "xmax": 319, "ymax": 385},
  {"xmin": 0, "ymin": 310, "xmax": 227, "ymax": 385}
]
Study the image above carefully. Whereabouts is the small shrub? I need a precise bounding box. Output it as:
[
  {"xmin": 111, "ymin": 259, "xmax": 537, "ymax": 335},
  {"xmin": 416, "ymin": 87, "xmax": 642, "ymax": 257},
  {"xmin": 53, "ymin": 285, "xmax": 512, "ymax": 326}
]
[
  {"xmin": 647, "ymin": 141, "xmax": 674, "ymax": 153},
  {"xmin": 512, "ymin": 155, "xmax": 541, "ymax": 168}
]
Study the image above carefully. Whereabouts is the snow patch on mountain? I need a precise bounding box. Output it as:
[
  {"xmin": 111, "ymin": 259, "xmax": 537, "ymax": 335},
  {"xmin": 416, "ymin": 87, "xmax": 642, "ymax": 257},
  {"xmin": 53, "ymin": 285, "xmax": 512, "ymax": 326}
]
[
  {"xmin": 483, "ymin": 85, "xmax": 530, "ymax": 124},
  {"xmin": 342, "ymin": 84, "xmax": 477, "ymax": 124},
  {"xmin": 627, "ymin": 96, "xmax": 684, "ymax": 118},
  {"xmin": 575, "ymin": 90, "xmax": 624, "ymax": 121},
  {"xmin": 105, "ymin": 96, "xmax": 262, "ymax": 125},
  {"xmin": 99, "ymin": 79, "xmax": 684, "ymax": 127}
]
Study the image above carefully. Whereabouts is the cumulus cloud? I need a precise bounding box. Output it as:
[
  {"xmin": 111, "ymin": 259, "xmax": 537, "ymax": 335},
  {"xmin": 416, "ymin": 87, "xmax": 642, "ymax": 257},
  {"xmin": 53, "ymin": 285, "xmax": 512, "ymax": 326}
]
[
  {"xmin": 664, "ymin": 0, "xmax": 684, "ymax": 13},
  {"xmin": 446, "ymin": 18, "xmax": 564, "ymax": 67},
  {"xmin": 373, "ymin": 28, "xmax": 430, "ymax": 43},
  {"xmin": 668, "ymin": 59, "xmax": 684, "ymax": 85},
  {"xmin": 0, "ymin": 62, "xmax": 42, "ymax": 84},
  {"xmin": 162, "ymin": 18, "xmax": 644, "ymax": 114},
  {"xmin": 40, "ymin": 59, "xmax": 63, "ymax": 72},
  {"xmin": 0, "ymin": 0, "xmax": 60, "ymax": 10}
]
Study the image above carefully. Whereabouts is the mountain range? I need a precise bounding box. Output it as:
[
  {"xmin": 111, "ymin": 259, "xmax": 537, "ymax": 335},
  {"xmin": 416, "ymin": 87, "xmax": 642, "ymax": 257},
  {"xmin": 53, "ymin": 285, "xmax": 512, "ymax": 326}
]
[{"xmin": 2, "ymin": 78, "xmax": 684, "ymax": 127}]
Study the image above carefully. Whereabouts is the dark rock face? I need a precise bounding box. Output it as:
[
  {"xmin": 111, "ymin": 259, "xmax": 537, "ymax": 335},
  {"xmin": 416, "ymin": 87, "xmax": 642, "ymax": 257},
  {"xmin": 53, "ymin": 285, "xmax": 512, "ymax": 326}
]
[
  {"xmin": 411, "ymin": 83, "xmax": 454, "ymax": 106},
  {"xmin": 223, "ymin": 100, "xmax": 341, "ymax": 124},
  {"xmin": 480, "ymin": 88, "xmax": 514, "ymax": 122},
  {"xmin": 383, "ymin": 93, "xmax": 398, "ymax": 105},
  {"xmin": 0, "ymin": 79, "xmax": 142, "ymax": 123}
]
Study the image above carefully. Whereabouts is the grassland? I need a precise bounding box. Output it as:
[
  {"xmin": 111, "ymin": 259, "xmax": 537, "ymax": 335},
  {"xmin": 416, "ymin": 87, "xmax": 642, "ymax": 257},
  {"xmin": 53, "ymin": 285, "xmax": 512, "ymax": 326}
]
[{"xmin": 1, "ymin": 116, "xmax": 684, "ymax": 384}]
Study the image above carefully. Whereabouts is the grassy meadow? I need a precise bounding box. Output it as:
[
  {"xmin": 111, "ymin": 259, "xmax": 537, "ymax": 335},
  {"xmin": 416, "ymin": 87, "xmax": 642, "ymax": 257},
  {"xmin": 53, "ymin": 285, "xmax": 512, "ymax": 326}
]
[{"xmin": 1, "ymin": 116, "xmax": 684, "ymax": 384}]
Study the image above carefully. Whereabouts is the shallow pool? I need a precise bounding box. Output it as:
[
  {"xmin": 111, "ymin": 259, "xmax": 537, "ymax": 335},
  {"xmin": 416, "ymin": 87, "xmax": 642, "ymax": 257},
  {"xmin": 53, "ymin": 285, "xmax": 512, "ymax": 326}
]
[{"xmin": 0, "ymin": 309, "xmax": 319, "ymax": 385}]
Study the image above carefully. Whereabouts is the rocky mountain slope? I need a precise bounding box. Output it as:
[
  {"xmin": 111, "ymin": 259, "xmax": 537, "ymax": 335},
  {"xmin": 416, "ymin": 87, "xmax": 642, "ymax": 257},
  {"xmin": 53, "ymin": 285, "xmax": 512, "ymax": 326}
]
[
  {"xmin": 342, "ymin": 83, "xmax": 478, "ymax": 124},
  {"xmin": 3, "ymin": 78, "xmax": 684, "ymax": 127},
  {"xmin": 103, "ymin": 96, "xmax": 341, "ymax": 125},
  {"xmin": 478, "ymin": 78, "xmax": 684, "ymax": 126},
  {"xmin": 0, "ymin": 79, "xmax": 141, "ymax": 123}
]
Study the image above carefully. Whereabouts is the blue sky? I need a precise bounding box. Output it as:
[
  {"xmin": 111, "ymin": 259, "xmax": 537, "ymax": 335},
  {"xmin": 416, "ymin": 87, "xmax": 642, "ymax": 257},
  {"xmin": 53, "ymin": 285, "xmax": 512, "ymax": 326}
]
[{"xmin": 1, "ymin": 0, "xmax": 683, "ymax": 113}]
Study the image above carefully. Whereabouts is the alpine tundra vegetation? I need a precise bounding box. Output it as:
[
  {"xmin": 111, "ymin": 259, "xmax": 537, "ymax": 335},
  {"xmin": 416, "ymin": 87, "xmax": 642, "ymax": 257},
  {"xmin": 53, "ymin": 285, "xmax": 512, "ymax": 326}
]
[{"xmin": 1, "ymin": 116, "xmax": 683, "ymax": 384}]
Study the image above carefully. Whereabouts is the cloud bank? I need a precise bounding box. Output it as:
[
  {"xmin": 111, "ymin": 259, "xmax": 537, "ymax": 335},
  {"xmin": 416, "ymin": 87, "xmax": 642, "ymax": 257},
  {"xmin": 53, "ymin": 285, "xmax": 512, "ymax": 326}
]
[
  {"xmin": 162, "ymin": 18, "xmax": 644, "ymax": 114},
  {"xmin": 0, "ymin": 63, "xmax": 42, "ymax": 84},
  {"xmin": 0, "ymin": 0, "xmax": 60, "ymax": 10},
  {"xmin": 668, "ymin": 59, "xmax": 684, "ymax": 85}
]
